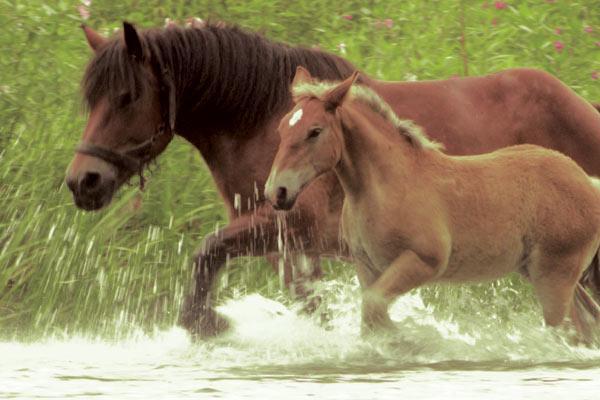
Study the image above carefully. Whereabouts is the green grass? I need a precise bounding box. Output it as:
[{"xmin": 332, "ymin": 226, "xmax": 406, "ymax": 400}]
[{"xmin": 0, "ymin": 0, "xmax": 598, "ymax": 339}]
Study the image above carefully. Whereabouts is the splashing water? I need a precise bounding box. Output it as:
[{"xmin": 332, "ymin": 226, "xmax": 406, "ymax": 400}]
[{"xmin": 2, "ymin": 278, "xmax": 600, "ymax": 399}]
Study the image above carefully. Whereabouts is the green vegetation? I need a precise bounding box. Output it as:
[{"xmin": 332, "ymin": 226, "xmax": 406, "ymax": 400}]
[{"xmin": 0, "ymin": 0, "xmax": 598, "ymax": 339}]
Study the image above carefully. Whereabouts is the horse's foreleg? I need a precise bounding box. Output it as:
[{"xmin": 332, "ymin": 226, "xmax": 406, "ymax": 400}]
[
  {"xmin": 266, "ymin": 254, "xmax": 322, "ymax": 297},
  {"xmin": 179, "ymin": 248, "xmax": 229, "ymax": 338},
  {"xmin": 362, "ymin": 250, "xmax": 438, "ymax": 334},
  {"xmin": 179, "ymin": 211, "xmax": 314, "ymax": 337},
  {"xmin": 180, "ymin": 213, "xmax": 274, "ymax": 337}
]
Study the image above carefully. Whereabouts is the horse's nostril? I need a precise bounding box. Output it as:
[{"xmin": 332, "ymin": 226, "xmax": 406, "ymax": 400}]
[
  {"xmin": 66, "ymin": 177, "xmax": 77, "ymax": 193},
  {"xmin": 276, "ymin": 186, "xmax": 287, "ymax": 203},
  {"xmin": 79, "ymin": 171, "xmax": 102, "ymax": 192}
]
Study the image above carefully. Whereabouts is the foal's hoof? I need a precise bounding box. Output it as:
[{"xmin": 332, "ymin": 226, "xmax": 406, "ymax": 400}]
[
  {"xmin": 180, "ymin": 307, "xmax": 230, "ymax": 339},
  {"xmin": 360, "ymin": 308, "xmax": 397, "ymax": 337},
  {"xmin": 361, "ymin": 318, "xmax": 397, "ymax": 338}
]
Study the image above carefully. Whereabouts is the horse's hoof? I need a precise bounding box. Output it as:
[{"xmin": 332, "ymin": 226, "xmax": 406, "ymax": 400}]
[
  {"xmin": 195, "ymin": 310, "xmax": 230, "ymax": 338},
  {"xmin": 179, "ymin": 306, "xmax": 230, "ymax": 339}
]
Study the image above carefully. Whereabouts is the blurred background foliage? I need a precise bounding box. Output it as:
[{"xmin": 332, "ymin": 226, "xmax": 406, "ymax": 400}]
[{"xmin": 0, "ymin": 0, "xmax": 598, "ymax": 339}]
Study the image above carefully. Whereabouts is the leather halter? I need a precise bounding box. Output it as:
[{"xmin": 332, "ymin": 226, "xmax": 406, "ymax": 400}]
[
  {"xmin": 76, "ymin": 65, "xmax": 176, "ymax": 190},
  {"xmin": 76, "ymin": 124, "xmax": 172, "ymax": 190}
]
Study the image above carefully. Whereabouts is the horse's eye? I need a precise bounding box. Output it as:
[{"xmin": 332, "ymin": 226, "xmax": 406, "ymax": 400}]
[
  {"xmin": 307, "ymin": 127, "xmax": 322, "ymax": 140},
  {"xmin": 118, "ymin": 92, "xmax": 133, "ymax": 108}
]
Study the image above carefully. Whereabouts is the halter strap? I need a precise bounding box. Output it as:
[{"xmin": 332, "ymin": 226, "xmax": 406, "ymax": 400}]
[{"xmin": 76, "ymin": 142, "xmax": 142, "ymax": 173}]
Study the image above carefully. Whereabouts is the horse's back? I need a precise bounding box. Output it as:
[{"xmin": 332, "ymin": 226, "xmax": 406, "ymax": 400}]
[{"xmin": 367, "ymin": 68, "xmax": 600, "ymax": 174}]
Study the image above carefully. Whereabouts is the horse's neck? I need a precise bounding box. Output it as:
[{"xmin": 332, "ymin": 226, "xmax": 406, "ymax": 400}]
[
  {"xmin": 157, "ymin": 27, "xmax": 352, "ymax": 214},
  {"xmin": 334, "ymin": 105, "xmax": 417, "ymax": 199},
  {"xmin": 177, "ymin": 117, "xmax": 282, "ymax": 217}
]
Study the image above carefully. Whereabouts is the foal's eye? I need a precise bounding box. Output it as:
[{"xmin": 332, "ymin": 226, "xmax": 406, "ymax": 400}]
[{"xmin": 307, "ymin": 127, "xmax": 322, "ymax": 140}]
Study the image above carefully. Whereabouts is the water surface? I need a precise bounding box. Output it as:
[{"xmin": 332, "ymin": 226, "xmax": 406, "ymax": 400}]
[{"xmin": 2, "ymin": 283, "xmax": 599, "ymax": 399}]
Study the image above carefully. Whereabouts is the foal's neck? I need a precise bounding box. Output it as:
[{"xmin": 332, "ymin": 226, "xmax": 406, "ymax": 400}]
[{"xmin": 334, "ymin": 103, "xmax": 419, "ymax": 199}]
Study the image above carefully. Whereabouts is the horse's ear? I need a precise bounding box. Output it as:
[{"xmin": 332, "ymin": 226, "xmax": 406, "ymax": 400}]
[
  {"xmin": 81, "ymin": 24, "xmax": 107, "ymax": 52},
  {"xmin": 123, "ymin": 21, "xmax": 143, "ymax": 61},
  {"xmin": 323, "ymin": 71, "xmax": 360, "ymax": 112},
  {"xmin": 291, "ymin": 66, "xmax": 313, "ymax": 90}
]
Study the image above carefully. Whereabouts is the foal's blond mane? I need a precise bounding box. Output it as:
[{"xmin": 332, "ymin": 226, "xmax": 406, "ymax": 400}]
[{"xmin": 293, "ymin": 82, "xmax": 443, "ymax": 151}]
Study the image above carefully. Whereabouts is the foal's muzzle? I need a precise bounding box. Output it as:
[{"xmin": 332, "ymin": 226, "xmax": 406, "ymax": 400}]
[{"xmin": 271, "ymin": 186, "xmax": 296, "ymax": 210}]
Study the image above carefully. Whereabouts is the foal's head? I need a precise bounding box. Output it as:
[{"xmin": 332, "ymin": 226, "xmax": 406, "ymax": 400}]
[
  {"xmin": 66, "ymin": 22, "xmax": 175, "ymax": 211},
  {"xmin": 265, "ymin": 67, "xmax": 359, "ymax": 210}
]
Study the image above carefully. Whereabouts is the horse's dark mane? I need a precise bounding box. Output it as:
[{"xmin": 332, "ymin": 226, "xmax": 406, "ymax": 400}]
[{"xmin": 82, "ymin": 23, "xmax": 355, "ymax": 132}]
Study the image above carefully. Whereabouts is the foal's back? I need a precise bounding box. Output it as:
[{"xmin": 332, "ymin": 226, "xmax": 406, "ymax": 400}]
[{"xmin": 427, "ymin": 144, "xmax": 600, "ymax": 282}]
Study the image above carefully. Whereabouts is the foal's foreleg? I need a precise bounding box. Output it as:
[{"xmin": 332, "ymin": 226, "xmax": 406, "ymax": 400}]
[{"xmin": 362, "ymin": 250, "xmax": 440, "ymax": 334}]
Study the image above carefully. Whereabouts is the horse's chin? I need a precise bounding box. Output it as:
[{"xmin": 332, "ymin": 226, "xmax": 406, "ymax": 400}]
[{"xmin": 73, "ymin": 190, "xmax": 115, "ymax": 211}]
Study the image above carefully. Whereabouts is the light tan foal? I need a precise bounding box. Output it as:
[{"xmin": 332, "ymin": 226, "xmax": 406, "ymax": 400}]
[{"xmin": 266, "ymin": 68, "xmax": 600, "ymax": 338}]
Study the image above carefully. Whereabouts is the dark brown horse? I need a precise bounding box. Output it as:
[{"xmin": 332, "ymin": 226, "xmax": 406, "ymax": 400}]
[{"xmin": 66, "ymin": 21, "xmax": 600, "ymax": 337}]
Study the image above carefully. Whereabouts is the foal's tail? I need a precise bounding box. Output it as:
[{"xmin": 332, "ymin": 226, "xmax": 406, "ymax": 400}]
[
  {"xmin": 573, "ymin": 177, "xmax": 600, "ymax": 323},
  {"xmin": 579, "ymin": 250, "xmax": 600, "ymax": 304}
]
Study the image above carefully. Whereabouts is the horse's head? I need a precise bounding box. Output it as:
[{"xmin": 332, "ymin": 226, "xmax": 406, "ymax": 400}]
[
  {"xmin": 265, "ymin": 67, "xmax": 359, "ymax": 210},
  {"xmin": 66, "ymin": 22, "xmax": 175, "ymax": 211}
]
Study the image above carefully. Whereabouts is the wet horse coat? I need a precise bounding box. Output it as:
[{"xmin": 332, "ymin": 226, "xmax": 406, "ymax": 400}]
[
  {"xmin": 66, "ymin": 22, "xmax": 600, "ymax": 337},
  {"xmin": 266, "ymin": 70, "xmax": 600, "ymax": 336}
]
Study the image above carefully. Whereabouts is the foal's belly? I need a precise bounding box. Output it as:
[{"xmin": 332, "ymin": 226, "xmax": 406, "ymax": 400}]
[{"xmin": 438, "ymin": 239, "xmax": 525, "ymax": 283}]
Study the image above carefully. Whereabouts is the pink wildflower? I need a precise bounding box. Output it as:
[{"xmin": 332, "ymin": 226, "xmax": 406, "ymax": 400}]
[
  {"xmin": 342, "ymin": 15, "xmax": 353, "ymax": 21},
  {"xmin": 494, "ymin": 1, "xmax": 507, "ymax": 9},
  {"xmin": 553, "ymin": 40, "xmax": 564, "ymax": 52},
  {"xmin": 554, "ymin": 28, "xmax": 561, "ymax": 35},
  {"xmin": 77, "ymin": 5, "xmax": 90, "ymax": 20},
  {"xmin": 584, "ymin": 26, "xmax": 593, "ymax": 33},
  {"xmin": 592, "ymin": 71, "xmax": 599, "ymax": 80},
  {"xmin": 595, "ymin": 41, "xmax": 600, "ymax": 47},
  {"xmin": 491, "ymin": 18, "xmax": 499, "ymax": 27},
  {"xmin": 384, "ymin": 19, "xmax": 393, "ymax": 29}
]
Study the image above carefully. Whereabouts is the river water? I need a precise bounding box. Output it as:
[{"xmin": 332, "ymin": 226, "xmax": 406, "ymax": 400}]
[{"xmin": 2, "ymin": 281, "xmax": 599, "ymax": 399}]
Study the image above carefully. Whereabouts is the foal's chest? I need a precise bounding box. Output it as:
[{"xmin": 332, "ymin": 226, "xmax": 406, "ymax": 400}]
[{"xmin": 341, "ymin": 201, "xmax": 407, "ymax": 273}]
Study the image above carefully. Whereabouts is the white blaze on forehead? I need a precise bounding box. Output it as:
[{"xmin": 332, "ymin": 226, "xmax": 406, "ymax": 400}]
[{"xmin": 289, "ymin": 108, "xmax": 303, "ymax": 126}]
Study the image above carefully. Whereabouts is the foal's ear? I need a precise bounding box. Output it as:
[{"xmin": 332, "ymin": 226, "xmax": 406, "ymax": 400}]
[
  {"xmin": 324, "ymin": 71, "xmax": 360, "ymax": 112},
  {"xmin": 81, "ymin": 24, "xmax": 107, "ymax": 52},
  {"xmin": 291, "ymin": 66, "xmax": 313, "ymax": 89},
  {"xmin": 123, "ymin": 21, "xmax": 144, "ymax": 61}
]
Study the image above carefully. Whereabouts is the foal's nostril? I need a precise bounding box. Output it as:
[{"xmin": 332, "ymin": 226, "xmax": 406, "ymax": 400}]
[
  {"xmin": 276, "ymin": 186, "xmax": 287, "ymax": 203},
  {"xmin": 79, "ymin": 171, "xmax": 102, "ymax": 192}
]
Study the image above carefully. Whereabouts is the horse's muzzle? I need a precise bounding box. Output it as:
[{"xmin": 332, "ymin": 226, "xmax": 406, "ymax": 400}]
[{"xmin": 66, "ymin": 171, "xmax": 116, "ymax": 211}]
